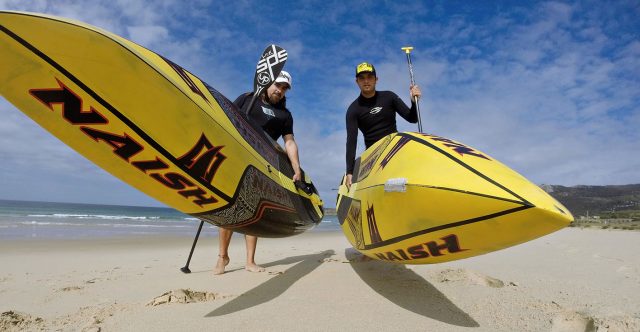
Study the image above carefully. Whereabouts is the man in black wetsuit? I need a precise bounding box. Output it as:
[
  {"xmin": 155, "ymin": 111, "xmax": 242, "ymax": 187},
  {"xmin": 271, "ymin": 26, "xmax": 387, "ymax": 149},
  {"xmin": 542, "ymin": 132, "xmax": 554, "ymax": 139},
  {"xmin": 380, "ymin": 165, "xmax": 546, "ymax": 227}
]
[
  {"xmin": 345, "ymin": 62, "xmax": 422, "ymax": 188},
  {"xmin": 214, "ymin": 71, "xmax": 302, "ymax": 275}
]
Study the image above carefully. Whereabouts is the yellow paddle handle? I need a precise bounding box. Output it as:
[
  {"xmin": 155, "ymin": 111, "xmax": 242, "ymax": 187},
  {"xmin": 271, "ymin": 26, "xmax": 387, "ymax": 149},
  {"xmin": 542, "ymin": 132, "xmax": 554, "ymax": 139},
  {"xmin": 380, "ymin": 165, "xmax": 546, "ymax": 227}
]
[{"xmin": 401, "ymin": 46, "xmax": 414, "ymax": 54}]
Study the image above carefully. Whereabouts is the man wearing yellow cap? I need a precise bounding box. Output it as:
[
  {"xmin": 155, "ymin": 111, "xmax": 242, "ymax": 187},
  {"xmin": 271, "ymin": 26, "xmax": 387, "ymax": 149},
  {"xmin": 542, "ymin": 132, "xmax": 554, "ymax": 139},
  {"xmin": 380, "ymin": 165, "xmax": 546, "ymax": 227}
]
[{"xmin": 345, "ymin": 62, "xmax": 422, "ymax": 188}]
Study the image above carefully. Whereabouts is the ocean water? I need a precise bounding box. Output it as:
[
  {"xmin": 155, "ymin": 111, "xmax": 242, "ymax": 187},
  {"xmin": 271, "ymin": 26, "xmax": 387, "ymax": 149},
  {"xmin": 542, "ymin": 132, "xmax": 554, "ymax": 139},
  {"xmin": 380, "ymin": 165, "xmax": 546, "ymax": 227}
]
[{"xmin": 0, "ymin": 200, "xmax": 339, "ymax": 240}]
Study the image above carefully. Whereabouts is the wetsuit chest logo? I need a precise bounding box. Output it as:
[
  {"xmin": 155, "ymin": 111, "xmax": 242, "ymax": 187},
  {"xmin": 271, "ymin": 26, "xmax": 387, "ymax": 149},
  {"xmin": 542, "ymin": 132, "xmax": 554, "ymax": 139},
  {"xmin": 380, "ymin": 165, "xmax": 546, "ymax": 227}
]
[
  {"xmin": 369, "ymin": 107, "xmax": 382, "ymax": 115},
  {"xmin": 261, "ymin": 106, "xmax": 275, "ymax": 117}
]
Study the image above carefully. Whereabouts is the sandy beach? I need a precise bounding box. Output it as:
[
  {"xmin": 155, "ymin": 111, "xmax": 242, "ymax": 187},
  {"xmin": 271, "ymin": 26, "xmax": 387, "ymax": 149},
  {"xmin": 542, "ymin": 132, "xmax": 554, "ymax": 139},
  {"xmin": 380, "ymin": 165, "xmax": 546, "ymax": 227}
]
[{"xmin": 1, "ymin": 228, "xmax": 639, "ymax": 331}]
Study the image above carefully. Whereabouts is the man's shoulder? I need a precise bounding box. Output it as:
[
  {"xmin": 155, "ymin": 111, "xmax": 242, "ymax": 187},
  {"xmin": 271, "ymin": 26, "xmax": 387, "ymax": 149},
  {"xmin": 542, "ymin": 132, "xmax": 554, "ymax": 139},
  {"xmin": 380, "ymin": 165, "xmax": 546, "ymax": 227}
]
[
  {"xmin": 347, "ymin": 96, "xmax": 361, "ymax": 110},
  {"xmin": 235, "ymin": 92, "xmax": 253, "ymax": 101},
  {"xmin": 233, "ymin": 92, "xmax": 252, "ymax": 106},
  {"xmin": 278, "ymin": 105, "xmax": 292, "ymax": 115},
  {"xmin": 378, "ymin": 90, "xmax": 399, "ymax": 98}
]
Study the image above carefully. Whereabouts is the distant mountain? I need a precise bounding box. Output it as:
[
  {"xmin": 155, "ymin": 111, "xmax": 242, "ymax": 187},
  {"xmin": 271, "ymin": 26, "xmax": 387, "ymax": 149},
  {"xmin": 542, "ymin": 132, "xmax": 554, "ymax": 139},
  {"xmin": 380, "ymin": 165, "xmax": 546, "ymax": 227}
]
[{"xmin": 541, "ymin": 184, "xmax": 640, "ymax": 217}]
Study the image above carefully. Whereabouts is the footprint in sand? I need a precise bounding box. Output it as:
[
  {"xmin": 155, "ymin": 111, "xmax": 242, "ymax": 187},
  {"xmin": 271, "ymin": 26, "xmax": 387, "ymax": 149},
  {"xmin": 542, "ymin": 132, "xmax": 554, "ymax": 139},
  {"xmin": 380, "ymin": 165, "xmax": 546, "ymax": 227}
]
[
  {"xmin": 566, "ymin": 247, "xmax": 580, "ymax": 254},
  {"xmin": 147, "ymin": 289, "xmax": 233, "ymax": 306},
  {"xmin": 616, "ymin": 265, "xmax": 631, "ymax": 273},
  {"xmin": 58, "ymin": 286, "xmax": 84, "ymax": 292},
  {"xmin": 85, "ymin": 278, "xmax": 100, "ymax": 284},
  {"xmin": 595, "ymin": 315, "xmax": 640, "ymax": 332},
  {"xmin": 53, "ymin": 302, "xmax": 125, "ymax": 332},
  {"xmin": 551, "ymin": 311, "xmax": 595, "ymax": 332},
  {"xmin": 0, "ymin": 311, "xmax": 44, "ymax": 331},
  {"xmin": 318, "ymin": 257, "xmax": 339, "ymax": 263},
  {"xmin": 433, "ymin": 268, "xmax": 506, "ymax": 288},
  {"xmin": 616, "ymin": 265, "xmax": 640, "ymax": 283}
]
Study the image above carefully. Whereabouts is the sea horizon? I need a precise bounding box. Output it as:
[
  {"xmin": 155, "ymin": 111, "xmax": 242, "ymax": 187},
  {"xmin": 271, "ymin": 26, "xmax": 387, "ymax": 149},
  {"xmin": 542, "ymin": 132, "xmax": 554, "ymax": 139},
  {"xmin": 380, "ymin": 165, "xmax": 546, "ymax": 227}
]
[{"xmin": 0, "ymin": 199, "xmax": 339, "ymax": 240}]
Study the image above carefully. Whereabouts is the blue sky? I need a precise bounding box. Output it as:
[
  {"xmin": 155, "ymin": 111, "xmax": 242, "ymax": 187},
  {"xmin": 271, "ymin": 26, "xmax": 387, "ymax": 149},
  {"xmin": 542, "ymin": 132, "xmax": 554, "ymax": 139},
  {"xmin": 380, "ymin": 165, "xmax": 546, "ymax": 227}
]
[{"xmin": 1, "ymin": 0, "xmax": 638, "ymax": 207}]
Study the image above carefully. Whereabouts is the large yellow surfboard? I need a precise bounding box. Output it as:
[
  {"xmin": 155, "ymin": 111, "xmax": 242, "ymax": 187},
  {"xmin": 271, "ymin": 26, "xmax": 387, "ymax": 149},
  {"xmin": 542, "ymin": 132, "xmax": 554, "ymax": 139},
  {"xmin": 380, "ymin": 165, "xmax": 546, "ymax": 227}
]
[
  {"xmin": 336, "ymin": 132, "xmax": 573, "ymax": 264},
  {"xmin": 0, "ymin": 11, "xmax": 323, "ymax": 237}
]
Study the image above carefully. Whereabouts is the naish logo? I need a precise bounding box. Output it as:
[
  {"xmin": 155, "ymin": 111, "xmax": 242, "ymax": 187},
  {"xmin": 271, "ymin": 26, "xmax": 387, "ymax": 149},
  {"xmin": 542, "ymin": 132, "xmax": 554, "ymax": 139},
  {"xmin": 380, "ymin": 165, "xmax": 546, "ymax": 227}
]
[
  {"xmin": 369, "ymin": 107, "xmax": 382, "ymax": 115},
  {"xmin": 178, "ymin": 134, "xmax": 226, "ymax": 184},
  {"xmin": 29, "ymin": 79, "xmax": 223, "ymax": 208},
  {"xmin": 373, "ymin": 234, "xmax": 467, "ymax": 262}
]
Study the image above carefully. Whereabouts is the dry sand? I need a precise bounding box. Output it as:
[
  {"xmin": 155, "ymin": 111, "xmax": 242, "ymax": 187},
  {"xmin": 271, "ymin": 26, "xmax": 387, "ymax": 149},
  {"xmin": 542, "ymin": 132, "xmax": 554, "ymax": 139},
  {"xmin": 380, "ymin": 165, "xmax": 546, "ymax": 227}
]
[{"xmin": 0, "ymin": 228, "xmax": 639, "ymax": 331}]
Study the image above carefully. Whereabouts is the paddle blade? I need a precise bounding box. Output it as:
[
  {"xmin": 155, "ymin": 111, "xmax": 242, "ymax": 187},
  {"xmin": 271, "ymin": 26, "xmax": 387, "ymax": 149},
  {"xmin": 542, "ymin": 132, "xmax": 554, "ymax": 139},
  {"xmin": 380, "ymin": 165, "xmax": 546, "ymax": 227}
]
[{"xmin": 254, "ymin": 44, "xmax": 287, "ymax": 96}]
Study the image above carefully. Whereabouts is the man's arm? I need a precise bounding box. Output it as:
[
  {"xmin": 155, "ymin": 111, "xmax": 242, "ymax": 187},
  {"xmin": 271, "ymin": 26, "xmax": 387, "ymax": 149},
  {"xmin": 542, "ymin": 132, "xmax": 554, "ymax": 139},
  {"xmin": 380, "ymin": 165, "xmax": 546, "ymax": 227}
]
[
  {"xmin": 345, "ymin": 105, "xmax": 359, "ymax": 188},
  {"xmin": 283, "ymin": 134, "xmax": 302, "ymax": 182},
  {"xmin": 393, "ymin": 85, "xmax": 421, "ymax": 123}
]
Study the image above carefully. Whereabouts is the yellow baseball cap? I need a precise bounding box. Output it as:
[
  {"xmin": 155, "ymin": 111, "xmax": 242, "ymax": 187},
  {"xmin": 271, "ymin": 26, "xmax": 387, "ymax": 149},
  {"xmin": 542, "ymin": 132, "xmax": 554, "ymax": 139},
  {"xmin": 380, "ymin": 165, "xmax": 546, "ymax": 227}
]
[{"xmin": 356, "ymin": 62, "xmax": 376, "ymax": 77}]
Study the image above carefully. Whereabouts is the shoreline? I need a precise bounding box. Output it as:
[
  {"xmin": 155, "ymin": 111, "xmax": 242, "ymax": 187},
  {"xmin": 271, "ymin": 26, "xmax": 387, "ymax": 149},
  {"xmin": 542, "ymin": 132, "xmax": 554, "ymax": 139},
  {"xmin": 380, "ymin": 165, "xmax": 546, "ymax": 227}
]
[{"xmin": 1, "ymin": 228, "xmax": 639, "ymax": 331}]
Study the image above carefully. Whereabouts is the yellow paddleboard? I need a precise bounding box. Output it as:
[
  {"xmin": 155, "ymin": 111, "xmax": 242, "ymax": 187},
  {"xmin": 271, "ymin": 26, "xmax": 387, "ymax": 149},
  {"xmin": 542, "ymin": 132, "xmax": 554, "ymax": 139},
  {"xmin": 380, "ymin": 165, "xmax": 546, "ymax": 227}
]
[
  {"xmin": 0, "ymin": 11, "xmax": 323, "ymax": 237},
  {"xmin": 337, "ymin": 132, "xmax": 573, "ymax": 264}
]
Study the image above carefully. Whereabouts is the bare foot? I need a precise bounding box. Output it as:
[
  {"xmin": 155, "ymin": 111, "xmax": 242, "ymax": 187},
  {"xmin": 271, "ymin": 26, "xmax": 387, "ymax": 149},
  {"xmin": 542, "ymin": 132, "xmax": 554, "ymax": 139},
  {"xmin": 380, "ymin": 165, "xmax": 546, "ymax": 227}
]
[
  {"xmin": 245, "ymin": 263, "xmax": 265, "ymax": 273},
  {"xmin": 213, "ymin": 255, "xmax": 229, "ymax": 275}
]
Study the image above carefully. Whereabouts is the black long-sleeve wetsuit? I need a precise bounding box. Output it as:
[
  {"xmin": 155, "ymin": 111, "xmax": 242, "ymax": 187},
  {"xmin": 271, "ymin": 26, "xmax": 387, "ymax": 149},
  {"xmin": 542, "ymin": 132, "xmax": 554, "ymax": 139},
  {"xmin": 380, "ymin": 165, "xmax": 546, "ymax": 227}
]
[{"xmin": 345, "ymin": 90, "xmax": 417, "ymax": 174}]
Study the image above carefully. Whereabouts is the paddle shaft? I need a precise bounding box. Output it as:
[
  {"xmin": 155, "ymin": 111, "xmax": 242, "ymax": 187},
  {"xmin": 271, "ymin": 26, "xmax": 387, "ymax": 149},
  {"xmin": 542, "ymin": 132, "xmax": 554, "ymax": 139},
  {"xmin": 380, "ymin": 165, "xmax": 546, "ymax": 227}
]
[
  {"xmin": 402, "ymin": 47, "xmax": 423, "ymax": 133},
  {"xmin": 180, "ymin": 220, "xmax": 204, "ymax": 274},
  {"xmin": 245, "ymin": 86, "xmax": 264, "ymax": 117}
]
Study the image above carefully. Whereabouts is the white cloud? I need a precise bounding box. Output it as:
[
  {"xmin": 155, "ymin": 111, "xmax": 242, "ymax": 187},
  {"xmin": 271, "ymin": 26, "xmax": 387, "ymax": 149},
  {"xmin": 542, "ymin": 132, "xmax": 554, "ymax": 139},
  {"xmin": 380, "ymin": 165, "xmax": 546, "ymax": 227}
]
[{"xmin": 126, "ymin": 25, "xmax": 169, "ymax": 47}]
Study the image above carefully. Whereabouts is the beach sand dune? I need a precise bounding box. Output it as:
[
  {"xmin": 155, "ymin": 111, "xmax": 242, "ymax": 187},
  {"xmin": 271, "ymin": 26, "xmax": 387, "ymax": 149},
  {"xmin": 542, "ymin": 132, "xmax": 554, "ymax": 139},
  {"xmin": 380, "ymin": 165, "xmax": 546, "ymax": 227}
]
[{"xmin": 0, "ymin": 228, "xmax": 639, "ymax": 331}]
